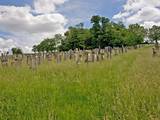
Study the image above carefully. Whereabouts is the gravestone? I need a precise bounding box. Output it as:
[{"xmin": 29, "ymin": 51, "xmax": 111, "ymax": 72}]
[
  {"xmin": 105, "ymin": 47, "xmax": 112, "ymax": 59},
  {"xmin": 100, "ymin": 49, "xmax": 105, "ymax": 60},
  {"xmin": 56, "ymin": 52, "xmax": 62, "ymax": 64},
  {"xmin": 118, "ymin": 47, "xmax": 121, "ymax": 54},
  {"xmin": 30, "ymin": 55, "xmax": 38, "ymax": 70},
  {"xmin": 64, "ymin": 52, "xmax": 68, "ymax": 61},
  {"xmin": 91, "ymin": 50, "xmax": 96, "ymax": 62},
  {"xmin": 124, "ymin": 47, "xmax": 128, "ymax": 53},
  {"xmin": 11, "ymin": 54, "xmax": 23, "ymax": 67},
  {"xmin": 75, "ymin": 48, "xmax": 81, "ymax": 64},
  {"xmin": 26, "ymin": 55, "xmax": 31, "ymax": 65},
  {"xmin": 84, "ymin": 50, "xmax": 92, "ymax": 63},
  {"xmin": 37, "ymin": 53, "xmax": 41, "ymax": 65},
  {"xmin": 152, "ymin": 48, "xmax": 157, "ymax": 57},
  {"xmin": 1, "ymin": 53, "xmax": 9, "ymax": 67},
  {"xmin": 46, "ymin": 53, "xmax": 52, "ymax": 62},
  {"xmin": 113, "ymin": 48, "xmax": 118, "ymax": 56},
  {"xmin": 107, "ymin": 46, "xmax": 112, "ymax": 59},
  {"xmin": 121, "ymin": 45, "xmax": 124, "ymax": 54},
  {"xmin": 69, "ymin": 50, "xmax": 74, "ymax": 60}
]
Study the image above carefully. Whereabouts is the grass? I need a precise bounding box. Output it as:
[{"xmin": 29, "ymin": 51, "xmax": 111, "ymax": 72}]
[{"xmin": 0, "ymin": 47, "xmax": 160, "ymax": 120}]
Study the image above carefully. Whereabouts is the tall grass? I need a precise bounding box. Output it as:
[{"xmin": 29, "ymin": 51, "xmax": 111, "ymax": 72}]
[{"xmin": 0, "ymin": 47, "xmax": 160, "ymax": 120}]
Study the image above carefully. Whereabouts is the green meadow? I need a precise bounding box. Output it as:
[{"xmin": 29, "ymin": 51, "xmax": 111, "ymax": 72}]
[{"xmin": 0, "ymin": 47, "xmax": 160, "ymax": 120}]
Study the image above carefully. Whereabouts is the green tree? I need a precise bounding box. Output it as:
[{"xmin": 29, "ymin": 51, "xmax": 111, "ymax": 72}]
[
  {"xmin": 149, "ymin": 25, "xmax": 160, "ymax": 46},
  {"xmin": 63, "ymin": 24, "xmax": 91, "ymax": 50},
  {"xmin": 90, "ymin": 15, "xmax": 102, "ymax": 48},
  {"xmin": 33, "ymin": 34, "xmax": 64, "ymax": 52},
  {"xmin": 12, "ymin": 48, "xmax": 23, "ymax": 55},
  {"xmin": 128, "ymin": 24, "xmax": 145, "ymax": 46}
]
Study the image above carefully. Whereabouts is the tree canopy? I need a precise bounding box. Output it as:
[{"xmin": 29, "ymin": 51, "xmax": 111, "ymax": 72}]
[
  {"xmin": 32, "ymin": 15, "xmax": 157, "ymax": 52},
  {"xmin": 11, "ymin": 48, "xmax": 23, "ymax": 55}
]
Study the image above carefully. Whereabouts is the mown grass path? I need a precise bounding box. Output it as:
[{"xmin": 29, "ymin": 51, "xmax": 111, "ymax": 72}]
[{"xmin": 0, "ymin": 47, "xmax": 160, "ymax": 120}]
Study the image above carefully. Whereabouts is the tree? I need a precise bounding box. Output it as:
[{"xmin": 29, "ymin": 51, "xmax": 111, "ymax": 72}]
[
  {"xmin": 33, "ymin": 15, "xmax": 149, "ymax": 52},
  {"xmin": 91, "ymin": 16, "xmax": 111, "ymax": 49},
  {"xmin": 149, "ymin": 25, "xmax": 160, "ymax": 47},
  {"xmin": 128, "ymin": 24, "xmax": 145, "ymax": 45},
  {"xmin": 62, "ymin": 24, "xmax": 92, "ymax": 50},
  {"xmin": 91, "ymin": 15, "xmax": 102, "ymax": 48},
  {"xmin": 32, "ymin": 45, "xmax": 37, "ymax": 52},
  {"xmin": 33, "ymin": 34, "xmax": 65, "ymax": 52},
  {"xmin": 12, "ymin": 48, "xmax": 23, "ymax": 55}
]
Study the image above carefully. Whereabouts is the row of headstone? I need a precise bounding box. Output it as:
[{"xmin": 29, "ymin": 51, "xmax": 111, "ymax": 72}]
[{"xmin": 0, "ymin": 46, "xmax": 133, "ymax": 69}]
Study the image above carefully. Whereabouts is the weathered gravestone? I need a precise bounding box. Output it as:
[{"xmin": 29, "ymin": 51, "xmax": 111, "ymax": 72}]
[
  {"xmin": 46, "ymin": 53, "xmax": 52, "ymax": 62},
  {"xmin": 113, "ymin": 48, "xmax": 118, "ymax": 56},
  {"xmin": 84, "ymin": 50, "xmax": 92, "ymax": 63},
  {"xmin": 56, "ymin": 52, "xmax": 62, "ymax": 64},
  {"xmin": 37, "ymin": 53, "xmax": 42, "ymax": 65},
  {"xmin": 26, "ymin": 55, "xmax": 31, "ymax": 65},
  {"xmin": 152, "ymin": 48, "xmax": 157, "ymax": 57},
  {"xmin": 100, "ymin": 49, "xmax": 105, "ymax": 61},
  {"xmin": 105, "ymin": 46, "xmax": 112, "ymax": 59},
  {"xmin": 11, "ymin": 54, "xmax": 23, "ymax": 67},
  {"xmin": 1, "ymin": 52, "xmax": 9, "ymax": 67},
  {"xmin": 68, "ymin": 50, "xmax": 74, "ymax": 60},
  {"xmin": 74, "ymin": 48, "xmax": 81, "ymax": 64},
  {"xmin": 121, "ymin": 45, "xmax": 125, "ymax": 54},
  {"xmin": 91, "ymin": 50, "xmax": 96, "ymax": 62},
  {"xmin": 27, "ymin": 54, "xmax": 38, "ymax": 70},
  {"xmin": 63, "ymin": 52, "xmax": 68, "ymax": 61},
  {"xmin": 124, "ymin": 47, "xmax": 128, "ymax": 53}
]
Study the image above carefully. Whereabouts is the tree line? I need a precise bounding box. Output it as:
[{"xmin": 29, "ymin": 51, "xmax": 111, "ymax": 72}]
[{"xmin": 32, "ymin": 15, "xmax": 160, "ymax": 52}]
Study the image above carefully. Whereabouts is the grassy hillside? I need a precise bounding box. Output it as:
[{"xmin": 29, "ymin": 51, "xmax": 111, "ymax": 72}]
[{"xmin": 0, "ymin": 47, "xmax": 160, "ymax": 120}]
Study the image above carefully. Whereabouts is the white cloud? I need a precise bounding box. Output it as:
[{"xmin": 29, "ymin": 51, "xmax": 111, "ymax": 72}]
[
  {"xmin": 0, "ymin": 38, "xmax": 16, "ymax": 48},
  {"xmin": 0, "ymin": 0, "xmax": 68, "ymax": 53},
  {"xmin": 113, "ymin": 0, "xmax": 160, "ymax": 28},
  {"xmin": 34, "ymin": 0, "xmax": 67, "ymax": 13}
]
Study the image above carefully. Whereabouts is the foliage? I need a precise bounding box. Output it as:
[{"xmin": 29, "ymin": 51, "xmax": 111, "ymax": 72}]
[
  {"xmin": 128, "ymin": 24, "xmax": 146, "ymax": 46},
  {"xmin": 11, "ymin": 47, "xmax": 23, "ymax": 54},
  {"xmin": 148, "ymin": 25, "xmax": 160, "ymax": 43},
  {"xmin": 33, "ymin": 34, "xmax": 64, "ymax": 52},
  {"xmin": 33, "ymin": 16, "xmax": 148, "ymax": 51}
]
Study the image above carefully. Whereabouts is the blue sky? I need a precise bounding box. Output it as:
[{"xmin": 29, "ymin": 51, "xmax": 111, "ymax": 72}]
[
  {"xmin": 0, "ymin": 0, "xmax": 160, "ymax": 52},
  {"xmin": 0, "ymin": 0, "xmax": 33, "ymax": 6},
  {"xmin": 57, "ymin": 0, "xmax": 126, "ymax": 27},
  {"xmin": 0, "ymin": 0, "xmax": 125, "ymax": 27}
]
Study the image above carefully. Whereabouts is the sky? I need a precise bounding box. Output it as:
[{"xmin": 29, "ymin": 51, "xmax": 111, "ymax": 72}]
[{"xmin": 0, "ymin": 0, "xmax": 160, "ymax": 53}]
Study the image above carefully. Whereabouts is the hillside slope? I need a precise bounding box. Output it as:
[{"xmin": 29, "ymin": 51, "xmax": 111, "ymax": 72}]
[{"xmin": 0, "ymin": 47, "xmax": 160, "ymax": 120}]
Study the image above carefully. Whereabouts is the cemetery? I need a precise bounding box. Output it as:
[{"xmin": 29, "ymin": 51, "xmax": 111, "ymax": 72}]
[
  {"xmin": 0, "ymin": 3, "xmax": 160, "ymax": 119},
  {"xmin": 0, "ymin": 44, "xmax": 160, "ymax": 120},
  {"xmin": 0, "ymin": 45, "xmax": 142, "ymax": 69}
]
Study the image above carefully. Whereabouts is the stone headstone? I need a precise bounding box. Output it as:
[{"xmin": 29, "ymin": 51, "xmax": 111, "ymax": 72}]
[{"xmin": 1, "ymin": 53, "xmax": 8, "ymax": 67}]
